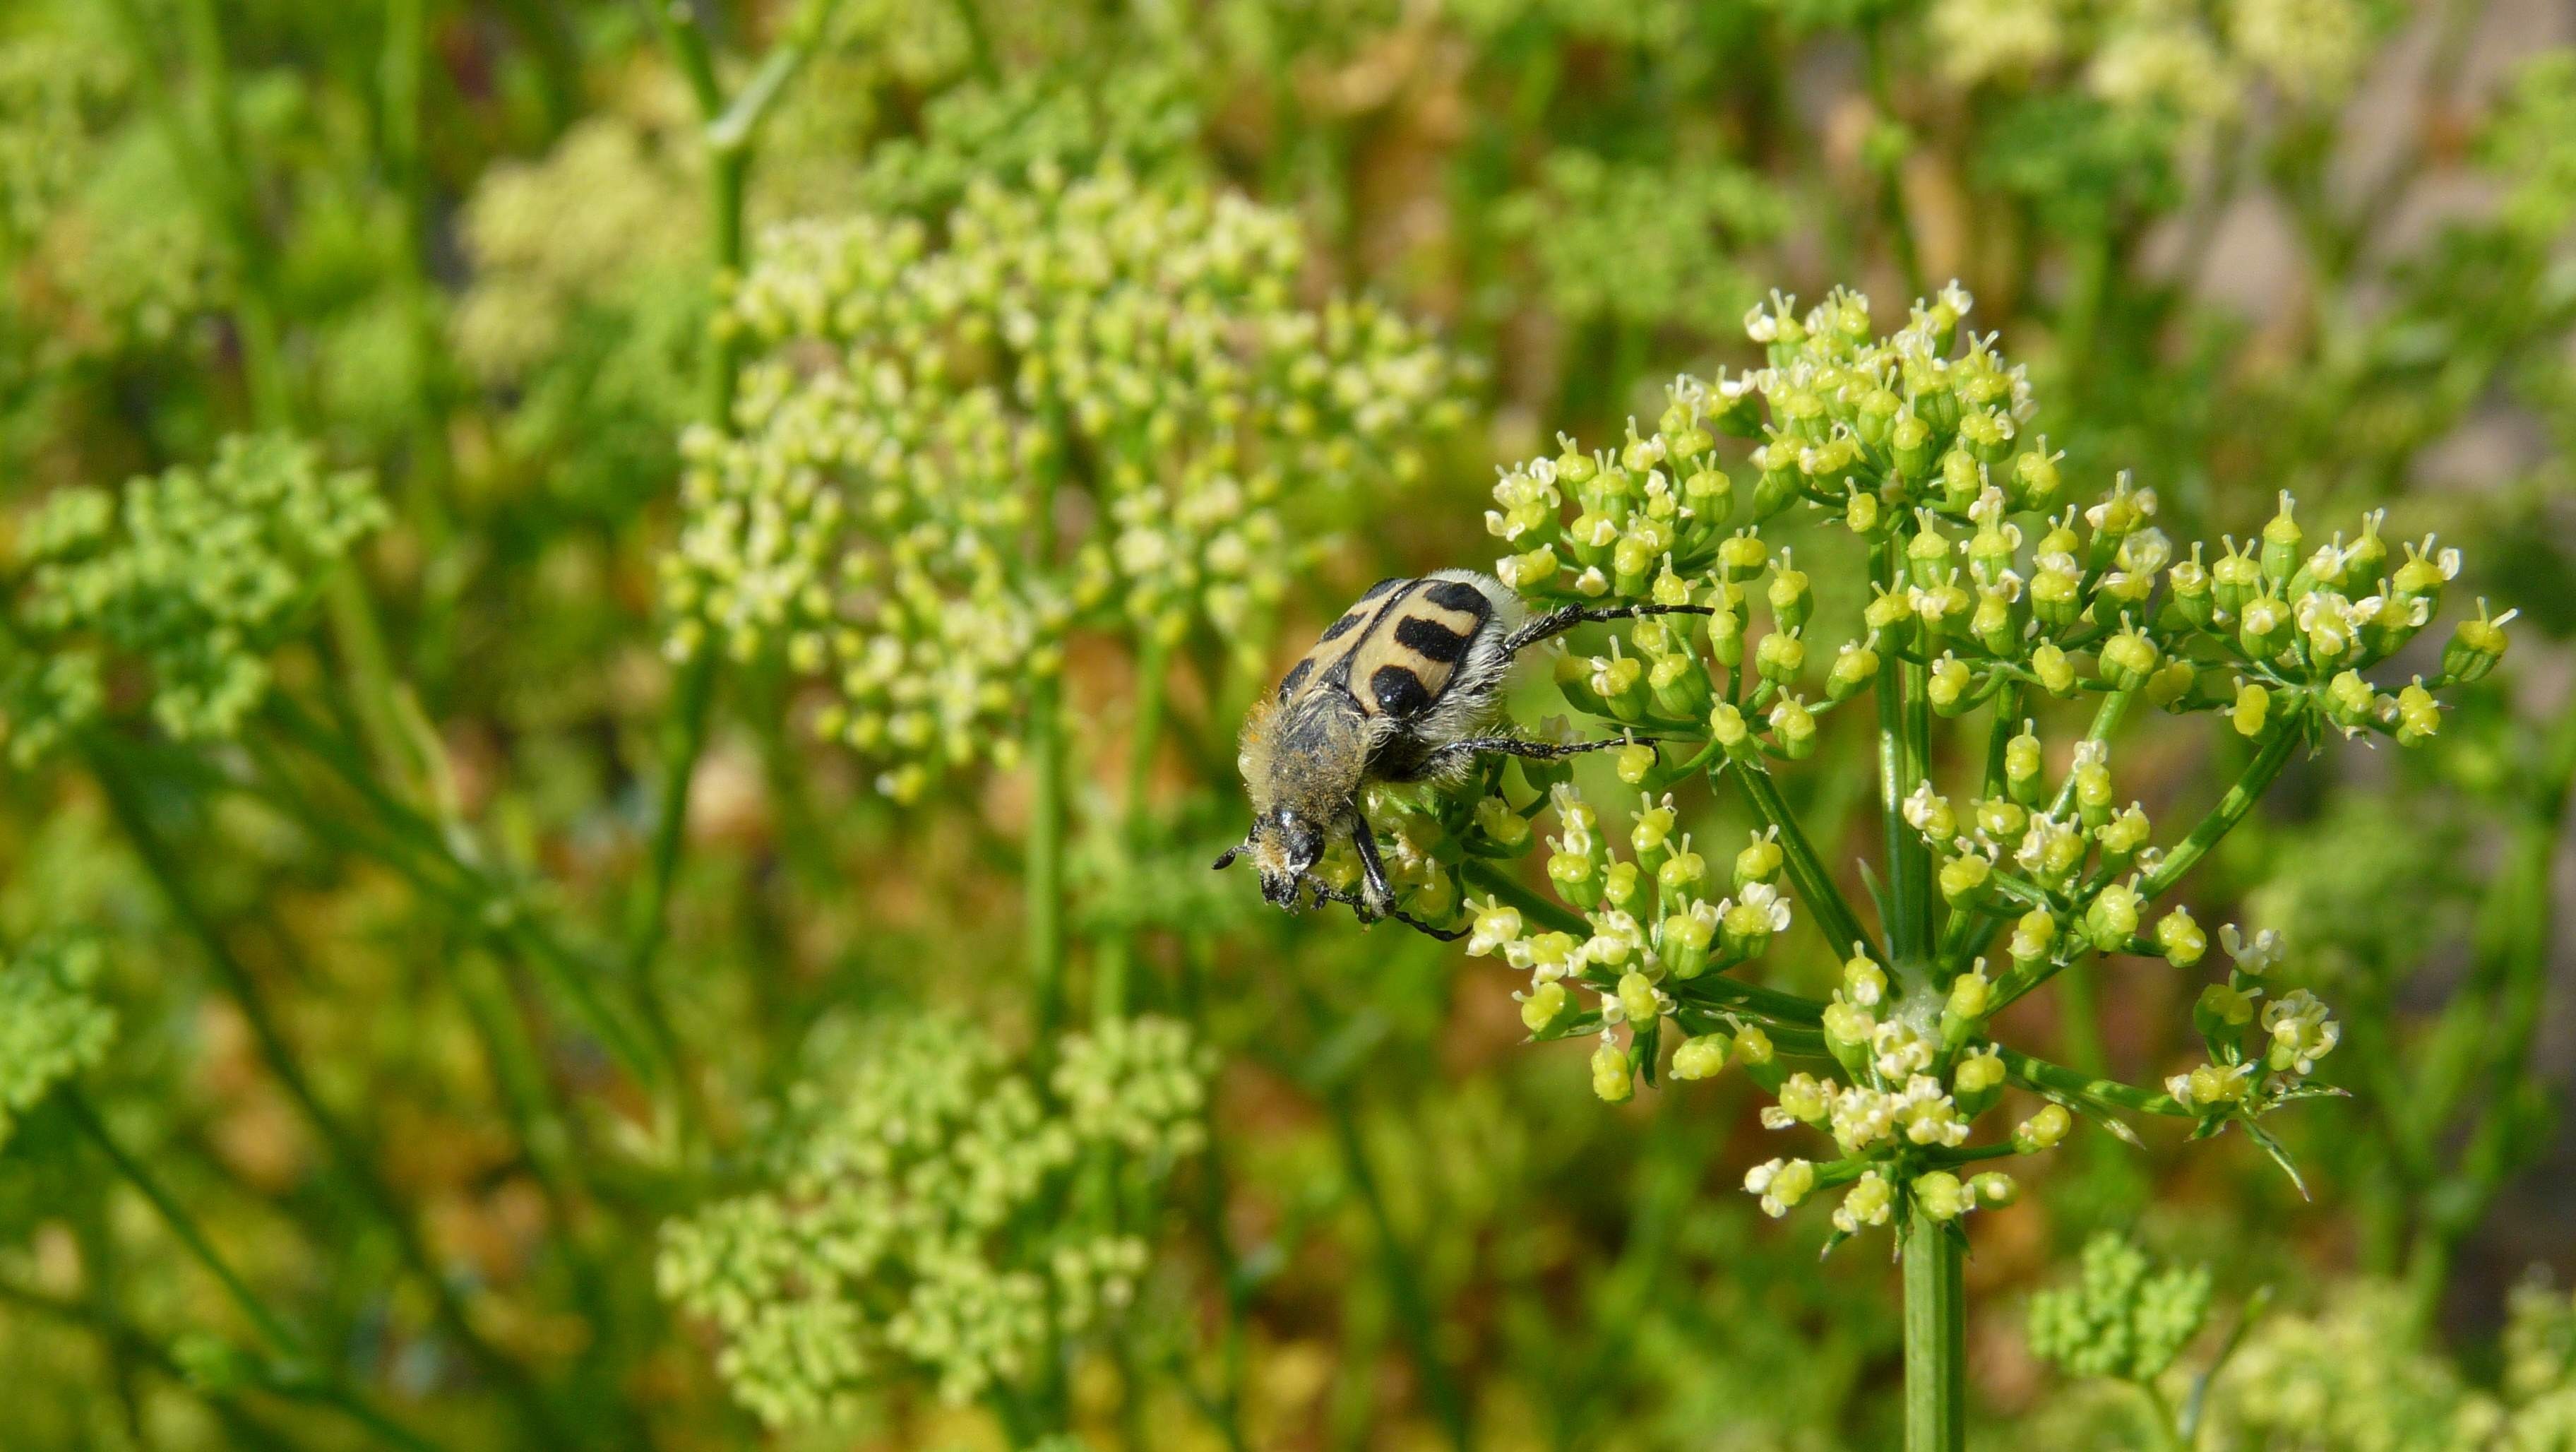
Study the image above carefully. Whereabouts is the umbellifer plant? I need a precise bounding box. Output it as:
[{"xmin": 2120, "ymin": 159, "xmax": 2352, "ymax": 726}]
[{"xmin": 1247, "ymin": 285, "xmax": 2510, "ymax": 1448}]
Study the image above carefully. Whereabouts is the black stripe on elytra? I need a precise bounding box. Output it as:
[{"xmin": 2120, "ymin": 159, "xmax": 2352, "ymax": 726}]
[
  {"xmin": 1421, "ymin": 579, "xmax": 1491, "ymax": 615},
  {"xmin": 1276, "ymin": 656, "xmax": 1316, "ymax": 702},
  {"xmin": 1370, "ymin": 663, "xmax": 1433, "ymax": 718},
  {"xmin": 1317, "ymin": 610, "xmax": 1366, "ymax": 643},
  {"xmin": 1356, "ymin": 576, "xmax": 1409, "ymax": 602},
  {"xmin": 1393, "ymin": 613, "xmax": 1473, "ymax": 663}
]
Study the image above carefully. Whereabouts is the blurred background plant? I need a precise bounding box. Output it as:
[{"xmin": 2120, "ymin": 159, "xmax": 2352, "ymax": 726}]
[{"xmin": 0, "ymin": 0, "xmax": 2568, "ymax": 1448}]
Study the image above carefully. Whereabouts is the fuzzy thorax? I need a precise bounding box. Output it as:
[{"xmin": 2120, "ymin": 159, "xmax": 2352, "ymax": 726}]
[{"xmin": 1237, "ymin": 690, "xmax": 1371, "ymax": 825}]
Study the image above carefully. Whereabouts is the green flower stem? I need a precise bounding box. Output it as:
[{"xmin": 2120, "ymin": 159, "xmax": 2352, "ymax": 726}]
[
  {"xmin": 62, "ymin": 1092, "xmax": 446, "ymax": 1452},
  {"xmin": 61, "ymin": 1090, "xmax": 304, "ymax": 1364},
  {"xmin": 2133, "ymin": 720, "xmax": 2299, "ymax": 903},
  {"xmin": 2049, "ymin": 689, "xmax": 2135, "ymax": 818},
  {"xmin": 654, "ymin": 0, "xmax": 847, "ymax": 424},
  {"xmin": 1095, "ymin": 631, "xmax": 1171, "ymax": 1025},
  {"xmin": 2055, "ymin": 962, "xmax": 2111, "ymax": 1078},
  {"xmin": 1671, "ymin": 974, "xmax": 1827, "ymax": 1028},
  {"xmin": 1464, "ymin": 859, "xmax": 1585, "ymax": 936},
  {"xmin": 1190, "ymin": 1144, "xmax": 1254, "ymax": 1452},
  {"xmin": 627, "ymin": 0, "xmax": 844, "ymax": 1069},
  {"xmin": 1182, "ymin": 933, "xmax": 1255, "ymax": 1452},
  {"xmin": 260, "ymin": 700, "xmax": 667, "ymax": 1089},
  {"xmin": 378, "ymin": 0, "xmax": 460, "ymax": 620},
  {"xmin": 1720, "ymin": 756, "xmax": 1877, "ymax": 964},
  {"xmin": 626, "ymin": 650, "xmax": 715, "ymax": 1076},
  {"xmin": 0, "ymin": 1280, "xmax": 309, "ymax": 1451},
  {"xmin": 1904, "ymin": 1206, "xmax": 1965, "ymax": 1452},
  {"xmin": 1028, "ymin": 676, "xmax": 1069, "ymax": 1046},
  {"xmin": 83, "ymin": 739, "xmax": 576, "ymax": 1448},
  {"xmin": 2140, "ymin": 1381, "xmax": 2186, "ymax": 1452},
  {"xmin": 1998, "ymin": 1045, "xmax": 2190, "ymax": 1119},
  {"xmin": 1883, "ymin": 534, "xmax": 1959, "ymax": 1452},
  {"xmin": 1874, "ymin": 542, "xmax": 1931, "ymax": 970}
]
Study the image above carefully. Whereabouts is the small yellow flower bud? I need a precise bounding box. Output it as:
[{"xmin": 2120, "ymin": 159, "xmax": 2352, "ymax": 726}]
[
  {"xmin": 1913, "ymin": 1170, "xmax": 1969, "ymax": 1220},
  {"xmin": 1954, "ymin": 1051, "xmax": 2005, "ymax": 1096},
  {"xmin": 1671, "ymin": 1033, "xmax": 1731, "ymax": 1080},
  {"xmin": 2032, "ymin": 642, "xmax": 2077, "ymax": 696},
  {"xmin": 2012, "ymin": 1102, "xmax": 2071, "ymax": 1153},
  {"xmin": 1521, "ymin": 980, "xmax": 1574, "ymax": 1035},
  {"xmin": 1618, "ymin": 972, "xmax": 1662, "ymax": 1030},
  {"xmin": 2231, "ymin": 681, "xmax": 2270, "ymax": 739},
  {"xmin": 2156, "ymin": 908, "xmax": 2206, "ymax": 967},
  {"xmin": 1615, "ymin": 741, "xmax": 1658, "ymax": 783},
  {"xmin": 1592, "ymin": 1040, "xmax": 1635, "ymax": 1103}
]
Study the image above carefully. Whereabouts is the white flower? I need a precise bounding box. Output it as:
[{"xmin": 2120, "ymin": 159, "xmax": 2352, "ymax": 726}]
[
  {"xmin": 1737, "ymin": 880, "xmax": 1794, "ymax": 932},
  {"xmin": 2262, "ymin": 989, "xmax": 2340, "ymax": 1076},
  {"xmin": 2219, "ymin": 923, "xmax": 2285, "ymax": 976},
  {"xmin": 1465, "ymin": 898, "xmax": 1524, "ymax": 958}
]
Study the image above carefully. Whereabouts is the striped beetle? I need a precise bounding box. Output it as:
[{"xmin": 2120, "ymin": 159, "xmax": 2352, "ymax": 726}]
[{"xmin": 1215, "ymin": 569, "xmax": 1710, "ymax": 936}]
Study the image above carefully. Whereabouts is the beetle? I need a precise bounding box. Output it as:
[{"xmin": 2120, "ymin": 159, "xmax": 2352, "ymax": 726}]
[{"xmin": 1215, "ymin": 569, "xmax": 1709, "ymax": 935}]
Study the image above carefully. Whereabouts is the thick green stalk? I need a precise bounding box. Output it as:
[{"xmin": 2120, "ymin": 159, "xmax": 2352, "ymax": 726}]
[
  {"xmin": 64, "ymin": 1090, "xmax": 304, "ymax": 1363},
  {"xmin": 1885, "ymin": 527, "xmax": 1961, "ymax": 1452},
  {"xmin": 1027, "ymin": 680, "xmax": 1068, "ymax": 1043},
  {"xmin": 1095, "ymin": 633, "xmax": 1171, "ymax": 1023},
  {"xmin": 1904, "ymin": 1209, "xmax": 1966, "ymax": 1452},
  {"xmin": 1725, "ymin": 755, "xmax": 1876, "ymax": 963},
  {"xmin": 628, "ymin": 0, "xmax": 847, "ymax": 1004},
  {"xmin": 628, "ymin": 655, "xmax": 714, "ymax": 996},
  {"xmin": 1874, "ymin": 542, "xmax": 1930, "ymax": 970}
]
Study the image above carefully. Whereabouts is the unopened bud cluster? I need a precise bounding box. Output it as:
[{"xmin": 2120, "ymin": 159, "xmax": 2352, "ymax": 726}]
[
  {"xmin": 2, "ymin": 434, "xmax": 385, "ymax": 761},
  {"xmin": 657, "ymin": 1013, "xmax": 1209, "ymax": 1426},
  {"xmin": 1368, "ymin": 285, "xmax": 2501, "ymax": 1239},
  {"xmin": 2027, "ymin": 1231, "xmax": 2212, "ymax": 1385},
  {"xmin": 0, "ymin": 936, "xmax": 112, "ymax": 1150},
  {"xmin": 1931, "ymin": 0, "xmax": 2371, "ymax": 117},
  {"xmin": 659, "ymin": 163, "xmax": 1465, "ymax": 800}
]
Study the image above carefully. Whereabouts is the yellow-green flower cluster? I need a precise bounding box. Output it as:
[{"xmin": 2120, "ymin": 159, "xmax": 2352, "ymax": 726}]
[
  {"xmin": 1383, "ymin": 285, "xmax": 2504, "ymax": 1238},
  {"xmin": 3, "ymin": 434, "xmax": 383, "ymax": 758},
  {"xmin": 657, "ymin": 1013, "xmax": 1210, "ymax": 1427},
  {"xmin": 0, "ymin": 938, "xmax": 112, "ymax": 1150},
  {"xmin": 1050, "ymin": 1013, "xmax": 1217, "ymax": 1160},
  {"xmin": 2193, "ymin": 1280, "xmax": 2576, "ymax": 1448},
  {"xmin": 660, "ymin": 162, "xmax": 1467, "ymax": 801},
  {"xmin": 451, "ymin": 117, "xmax": 703, "ymax": 386},
  {"xmin": 1930, "ymin": 0, "xmax": 2373, "ymax": 113},
  {"xmin": 2027, "ymin": 1231, "xmax": 2212, "ymax": 1385},
  {"xmin": 1498, "ymin": 148, "xmax": 1787, "ymax": 337},
  {"xmin": 0, "ymin": 34, "xmax": 117, "ymax": 254}
]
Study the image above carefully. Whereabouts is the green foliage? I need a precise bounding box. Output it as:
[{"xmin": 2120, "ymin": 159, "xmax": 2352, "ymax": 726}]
[{"xmin": 0, "ymin": 0, "xmax": 2562, "ymax": 1447}]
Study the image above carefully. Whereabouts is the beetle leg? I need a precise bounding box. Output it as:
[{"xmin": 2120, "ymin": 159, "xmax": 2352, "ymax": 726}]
[
  {"xmin": 1348, "ymin": 821, "xmax": 1397, "ymax": 916},
  {"xmin": 1503, "ymin": 602, "xmax": 1715, "ymax": 655},
  {"xmin": 1414, "ymin": 734, "xmax": 1642, "ymax": 778}
]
